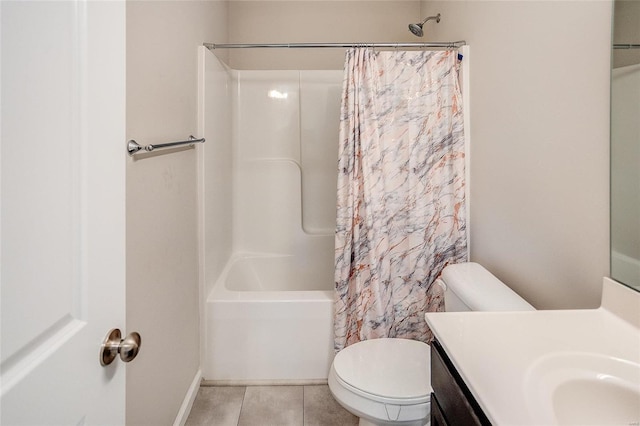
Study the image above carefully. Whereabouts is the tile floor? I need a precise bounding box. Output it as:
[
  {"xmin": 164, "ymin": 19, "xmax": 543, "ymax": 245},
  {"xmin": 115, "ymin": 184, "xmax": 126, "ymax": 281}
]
[{"xmin": 185, "ymin": 385, "xmax": 358, "ymax": 426}]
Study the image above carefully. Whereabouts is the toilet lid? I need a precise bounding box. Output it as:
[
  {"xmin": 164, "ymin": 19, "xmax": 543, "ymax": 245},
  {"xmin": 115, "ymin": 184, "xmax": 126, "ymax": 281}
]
[{"xmin": 333, "ymin": 338, "xmax": 431, "ymax": 401}]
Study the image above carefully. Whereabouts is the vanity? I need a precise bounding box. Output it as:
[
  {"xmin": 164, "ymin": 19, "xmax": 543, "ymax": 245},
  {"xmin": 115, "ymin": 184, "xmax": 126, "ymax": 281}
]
[{"xmin": 426, "ymin": 278, "xmax": 640, "ymax": 425}]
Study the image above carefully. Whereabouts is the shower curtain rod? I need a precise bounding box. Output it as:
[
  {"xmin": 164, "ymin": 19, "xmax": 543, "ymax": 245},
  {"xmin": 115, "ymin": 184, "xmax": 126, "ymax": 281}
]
[
  {"xmin": 614, "ymin": 44, "xmax": 640, "ymax": 49},
  {"xmin": 203, "ymin": 41, "xmax": 466, "ymax": 50}
]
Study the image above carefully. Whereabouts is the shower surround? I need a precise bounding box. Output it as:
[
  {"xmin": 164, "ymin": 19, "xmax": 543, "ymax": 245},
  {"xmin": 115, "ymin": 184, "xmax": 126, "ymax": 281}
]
[
  {"xmin": 198, "ymin": 48, "xmax": 342, "ymax": 382},
  {"xmin": 198, "ymin": 46, "xmax": 470, "ymax": 383}
]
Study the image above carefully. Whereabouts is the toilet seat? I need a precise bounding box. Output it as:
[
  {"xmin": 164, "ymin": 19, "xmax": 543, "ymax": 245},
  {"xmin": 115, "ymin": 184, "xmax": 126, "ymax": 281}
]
[
  {"xmin": 332, "ymin": 367, "xmax": 430, "ymax": 406},
  {"xmin": 333, "ymin": 338, "xmax": 432, "ymax": 403}
]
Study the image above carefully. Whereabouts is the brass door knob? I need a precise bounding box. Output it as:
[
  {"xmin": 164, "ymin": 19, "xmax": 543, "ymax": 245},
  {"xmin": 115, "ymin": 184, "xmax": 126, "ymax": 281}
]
[{"xmin": 100, "ymin": 328, "xmax": 142, "ymax": 366}]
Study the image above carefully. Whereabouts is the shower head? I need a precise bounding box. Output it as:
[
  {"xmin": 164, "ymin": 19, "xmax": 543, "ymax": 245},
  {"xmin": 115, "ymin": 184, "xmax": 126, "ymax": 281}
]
[
  {"xmin": 408, "ymin": 23, "xmax": 424, "ymax": 37},
  {"xmin": 408, "ymin": 13, "xmax": 441, "ymax": 37}
]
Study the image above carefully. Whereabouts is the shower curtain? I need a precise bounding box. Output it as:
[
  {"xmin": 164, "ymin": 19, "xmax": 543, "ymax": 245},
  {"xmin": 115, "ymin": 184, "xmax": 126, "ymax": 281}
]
[{"xmin": 334, "ymin": 48, "xmax": 467, "ymax": 351}]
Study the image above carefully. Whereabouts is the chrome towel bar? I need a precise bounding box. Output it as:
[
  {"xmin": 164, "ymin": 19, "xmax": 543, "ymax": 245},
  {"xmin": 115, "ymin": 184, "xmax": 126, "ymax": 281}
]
[{"xmin": 127, "ymin": 135, "xmax": 205, "ymax": 156}]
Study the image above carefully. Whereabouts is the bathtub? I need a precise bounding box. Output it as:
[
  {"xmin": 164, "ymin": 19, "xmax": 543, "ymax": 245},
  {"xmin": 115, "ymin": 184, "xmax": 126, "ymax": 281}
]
[{"xmin": 203, "ymin": 253, "xmax": 335, "ymax": 384}]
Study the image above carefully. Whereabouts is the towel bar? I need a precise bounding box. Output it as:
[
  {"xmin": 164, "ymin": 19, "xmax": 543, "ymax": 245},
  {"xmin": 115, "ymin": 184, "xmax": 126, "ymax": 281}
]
[{"xmin": 127, "ymin": 135, "xmax": 205, "ymax": 156}]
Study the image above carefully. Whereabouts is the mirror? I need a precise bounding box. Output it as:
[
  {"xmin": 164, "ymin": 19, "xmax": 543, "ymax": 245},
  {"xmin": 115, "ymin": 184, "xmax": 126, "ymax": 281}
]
[{"xmin": 611, "ymin": 1, "xmax": 640, "ymax": 291}]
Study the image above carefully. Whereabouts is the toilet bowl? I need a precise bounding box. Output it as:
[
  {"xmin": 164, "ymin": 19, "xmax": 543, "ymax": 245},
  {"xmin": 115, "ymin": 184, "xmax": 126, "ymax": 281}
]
[
  {"xmin": 328, "ymin": 262, "xmax": 535, "ymax": 426},
  {"xmin": 329, "ymin": 338, "xmax": 431, "ymax": 426}
]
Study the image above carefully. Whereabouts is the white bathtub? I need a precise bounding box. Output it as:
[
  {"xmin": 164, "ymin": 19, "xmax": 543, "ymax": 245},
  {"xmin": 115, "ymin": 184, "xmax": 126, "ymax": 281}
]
[{"xmin": 203, "ymin": 254, "xmax": 335, "ymax": 384}]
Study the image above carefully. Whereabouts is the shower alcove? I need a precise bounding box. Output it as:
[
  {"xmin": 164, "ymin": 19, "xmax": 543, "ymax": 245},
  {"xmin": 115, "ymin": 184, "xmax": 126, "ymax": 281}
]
[
  {"xmin": 198, "ymin": 47, "xmax": 342, "ymax": 383},
  {"xmin": 198, "ymin": 44, "xmax": 471, "ymax": 383}
]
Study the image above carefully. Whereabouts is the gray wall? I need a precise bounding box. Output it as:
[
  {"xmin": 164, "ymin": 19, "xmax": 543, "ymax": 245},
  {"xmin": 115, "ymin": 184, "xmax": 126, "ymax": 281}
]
[
  {"xmin": 420, "ymin": 1, "xmax": 612, "ymax": 309},
  {"xmin": 126, "ymin": 2, "xmax": 227, "ymax": 424},
  {"xmin": 228, "ymin": 1, "xmax": 421, "ymax": 69}
]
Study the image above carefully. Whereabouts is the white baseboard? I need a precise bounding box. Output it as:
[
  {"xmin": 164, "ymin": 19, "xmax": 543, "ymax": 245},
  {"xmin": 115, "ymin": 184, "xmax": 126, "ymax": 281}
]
[
  {"xmin": 201, "ymin": 378, "xmax": 328, "ymax": 386},
  {"xmin": 173, "ymin": 369, "xmax": 202, "ymax": 426}
]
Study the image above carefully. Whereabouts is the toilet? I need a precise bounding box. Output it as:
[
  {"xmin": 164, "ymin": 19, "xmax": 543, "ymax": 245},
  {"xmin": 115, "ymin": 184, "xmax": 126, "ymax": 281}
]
[{"xmin": 328, "ymin": 262, "xmax": 535, "ymax": 426}]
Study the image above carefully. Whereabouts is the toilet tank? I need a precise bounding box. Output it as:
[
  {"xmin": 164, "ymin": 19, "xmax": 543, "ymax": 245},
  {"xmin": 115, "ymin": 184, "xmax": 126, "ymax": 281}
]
[{"xmin": 439, "ymin": 262, "xmax": 535, "ymax": 312}]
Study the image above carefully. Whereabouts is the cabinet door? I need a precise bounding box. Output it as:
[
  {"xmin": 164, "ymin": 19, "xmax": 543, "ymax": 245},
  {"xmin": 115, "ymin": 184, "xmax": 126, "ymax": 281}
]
[
  {"xmin": 431, "ymin": 340, "xmax": 491, "ymax": 426},
  {"xmin": 431, "ymin": 392, "xmax": 449, "ymax": 426}
]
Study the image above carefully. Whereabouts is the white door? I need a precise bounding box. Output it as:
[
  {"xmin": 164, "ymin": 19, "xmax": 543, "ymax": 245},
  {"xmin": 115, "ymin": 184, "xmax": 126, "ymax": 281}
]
[{"xmin": 1, "ymin": 1, "xmax": 127, "ymax": 424}]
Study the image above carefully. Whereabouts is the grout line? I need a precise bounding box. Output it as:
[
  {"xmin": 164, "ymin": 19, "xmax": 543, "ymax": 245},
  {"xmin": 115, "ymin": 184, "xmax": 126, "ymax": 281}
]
[{"xmin": 236, "ymin": 386, "xmax": 248, "ymax": 426}]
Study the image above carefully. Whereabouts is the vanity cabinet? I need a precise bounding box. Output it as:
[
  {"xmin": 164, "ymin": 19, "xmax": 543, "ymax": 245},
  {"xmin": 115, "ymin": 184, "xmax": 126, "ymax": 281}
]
[{"xmin": 430, "ymin": 340, "xmax": 491, "ymax": 426}]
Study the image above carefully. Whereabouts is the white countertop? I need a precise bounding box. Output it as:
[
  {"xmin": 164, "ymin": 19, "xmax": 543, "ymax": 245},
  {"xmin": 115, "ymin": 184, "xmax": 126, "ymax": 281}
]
[{"xmin": 425, "ymin": 278, "xmax": 640, "ymax": 425}]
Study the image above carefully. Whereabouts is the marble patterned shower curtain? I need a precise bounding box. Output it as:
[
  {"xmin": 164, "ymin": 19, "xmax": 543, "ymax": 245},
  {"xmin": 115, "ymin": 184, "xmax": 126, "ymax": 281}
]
[{"xmin": 334, "ymin": 48, "xmax": 467, "ymax": 351}]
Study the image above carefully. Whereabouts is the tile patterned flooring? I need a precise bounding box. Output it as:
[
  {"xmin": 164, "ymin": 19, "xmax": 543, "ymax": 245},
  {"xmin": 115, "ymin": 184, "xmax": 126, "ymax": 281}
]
[{"xmin": 185, "ymin": 385, "xmax": 358, "ymax": 426}]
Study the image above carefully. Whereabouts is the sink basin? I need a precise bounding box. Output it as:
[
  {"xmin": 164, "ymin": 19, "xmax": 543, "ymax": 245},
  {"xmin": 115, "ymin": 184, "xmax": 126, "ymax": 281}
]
[{"xmin": 525, "ymin": 352, "xmax": 640, "ymax": 425}]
